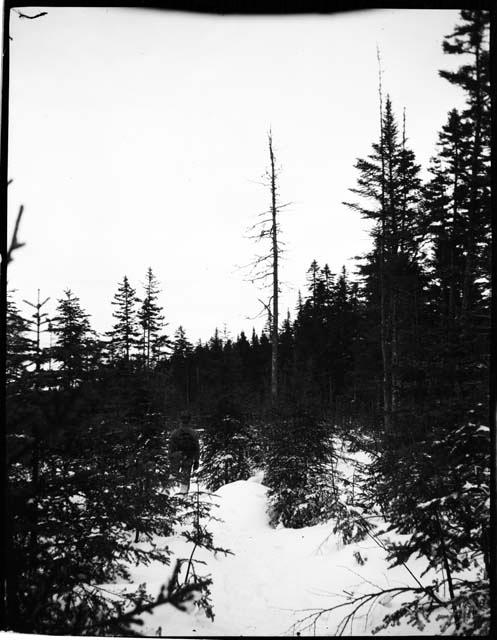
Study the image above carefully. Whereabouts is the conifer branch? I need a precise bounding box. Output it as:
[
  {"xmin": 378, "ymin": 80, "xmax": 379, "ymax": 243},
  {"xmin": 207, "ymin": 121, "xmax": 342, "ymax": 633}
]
[{"xmin": 85, "ymin": 559, "xmax": 209, "ymax": 634}]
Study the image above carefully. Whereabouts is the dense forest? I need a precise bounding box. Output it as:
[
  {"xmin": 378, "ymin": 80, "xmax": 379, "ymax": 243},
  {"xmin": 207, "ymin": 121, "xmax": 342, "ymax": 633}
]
[{"xmin": 2, "ymin": 9, "xmax": 491, "ymax": 635}]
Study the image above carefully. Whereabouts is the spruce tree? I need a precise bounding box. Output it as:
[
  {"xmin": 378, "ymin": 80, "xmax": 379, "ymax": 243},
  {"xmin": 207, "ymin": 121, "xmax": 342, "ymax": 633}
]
[
  {"xmin": 352, "ymin": 13, "xmax": 491, "ymax": 634},
  {"xmin": 439, "ymin": 10, "xmax": 490, "ymax": 323},
  {"xmin": 51, "ymin": 289, "xmax": 96, "ymax": 389},
  {"xmin": 6, "ymin": 291, "xmax": 33, "ymax": 384},
  {"xmin": 200, "ymin": 400, "xmax": 254, "ymax": 491},
  {"xmin": 424, "ymin": 110, "xmax": 470, "ymax": 338},
  {"xmin": 169, "ymin": 326, "xmax": 194, "ymax": 406},
  {"xmin": 278, "ymin": 312, "xmax": 295, "ymax": 402},
  {"xmin": 306, "ymin": 259, "xmax": 320, "ymax": 305},
  {"xmin": 264, "ymin": 406, "xmax": 335, "ymax": 528},
  {"xmin": 421, "ymin": 10, "xmax": 490, "ymax": 431},
  {"xmin": 344, "ymin": 95, "xmax": 424, "ymax": 436},
  {"xmin": 107, "ymin": 275, "xmax": 140, "ymax": 365},
  {"xmin": 137, "ymin": 268, "xmax": 169, "ymax": 369}
]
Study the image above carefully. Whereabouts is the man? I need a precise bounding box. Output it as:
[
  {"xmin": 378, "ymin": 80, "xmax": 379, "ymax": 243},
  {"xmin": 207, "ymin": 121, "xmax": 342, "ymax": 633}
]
[{"xmin": 168, "ymin": 413, "xmax": 200, "ymax": 494}]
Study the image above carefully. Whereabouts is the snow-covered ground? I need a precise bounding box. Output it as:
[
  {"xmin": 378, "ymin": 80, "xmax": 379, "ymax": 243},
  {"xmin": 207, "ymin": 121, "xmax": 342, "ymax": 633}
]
[{"xmin": 118, "ymin": 447, "xmax": 457, "ymax": 637}]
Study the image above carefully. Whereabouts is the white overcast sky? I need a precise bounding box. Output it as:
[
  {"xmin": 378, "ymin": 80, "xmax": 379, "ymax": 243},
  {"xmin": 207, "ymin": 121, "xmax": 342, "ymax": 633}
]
[{"xmin": 7, "ymin": 7, "xmax": 467, "ymax": 344}]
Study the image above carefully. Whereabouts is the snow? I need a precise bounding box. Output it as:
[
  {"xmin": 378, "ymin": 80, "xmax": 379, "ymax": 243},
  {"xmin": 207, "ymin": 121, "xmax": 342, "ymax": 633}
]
[{"xmin": 109, "ymin": 456, "xmax": 457, "ymax": 636}]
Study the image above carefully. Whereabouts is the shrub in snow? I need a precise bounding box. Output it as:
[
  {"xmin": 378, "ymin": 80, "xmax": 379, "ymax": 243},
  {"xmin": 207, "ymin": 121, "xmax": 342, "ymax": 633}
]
[
  {"xmin": 328, "ymin": 448, "xmax": 376, "ymax": 545},
  {"xmin": 263, "ymin": 407, "xmax": 336, "ymax": 528},
  {"xmin": 366, "ymin": 412, "xmax": 490, "ymax": 634},
  {"xmin": 175, "ymin": 482, "xmax": 233, "ymax": 621},
  {"xmin": 6, "ymin": 373, "xmax": 191, "ymax": 634},
  {"xmin": 330, "ymin": 500, "xmax": 375, "ymax": 545},
  {"xmin": 199, "ymin": 403, "xmax": 255, "ymax": 491}
]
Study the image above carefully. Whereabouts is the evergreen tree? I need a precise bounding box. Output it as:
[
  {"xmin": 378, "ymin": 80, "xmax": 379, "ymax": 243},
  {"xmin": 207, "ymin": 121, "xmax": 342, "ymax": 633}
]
[
  {"xmin": 6, "ymin": 291, "xmax": 33, "ymax": 384},
  {"xmin": 234, "ymin": 330, "xmax": 251, "ymax": 373},
  {"xmin": 169, "ymin": 326, "xmax": 194, "ymax": 406},
  {"xmin": 419, "ymin": 10, "xmax": 490, "ymax": 436},
  {"xmin": 107, "ymin": 276, "xmax": 140, "ymax": 365},
  {"xmin": 306, "ymin": 259, "xmax": 320, "ymax": 305},
  {"xmin": 366, "ymin": 409, "xmax": 490, "ymax": 634},
  {"xmin": 424, "ymin": 110, "xmax": 470, "ymax": 335},
  {"xmin": 200, "ymin": 401, "xmax": 255, "ymax": 491},
  {"xmin": 439, "ymin": 10, "xmax": 490, "ymax": 322},
  {"xmin": 349, "ymin": 13, "xmax": 491, "ymax": 634},
  {"xmin": 137, "ymin": 268, "xmax": 169, "ymax": 369},
  {"xmin": 278, "ymin": 311, "xmax": 295, "ymax": 402},
  {"xmin": 344, "ymin": 95, "xmax": 424, "ymax": 436},
  {"xmin": 264, "ymin": 406, "xmax": 335, "ymax": 528},
  {"xmin": 6, "ymin": 375, "xmax": 192, "ymax": 634},
  {"xmin": 328, "ymin": 267, "xmax": 359, "ymax": 412},
  {"xmin": 51, "ymin": 289, "xmax": 96, "ymax": 389}
]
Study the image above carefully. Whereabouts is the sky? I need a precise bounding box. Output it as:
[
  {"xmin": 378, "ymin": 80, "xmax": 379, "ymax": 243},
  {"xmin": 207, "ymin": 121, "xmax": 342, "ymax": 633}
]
[{"xmin": 7, "ymin": 7, "xmax": 468, "ymax": 344}]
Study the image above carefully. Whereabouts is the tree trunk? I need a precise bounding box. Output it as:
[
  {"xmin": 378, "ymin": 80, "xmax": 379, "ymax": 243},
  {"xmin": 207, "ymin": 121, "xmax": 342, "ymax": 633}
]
[
  {"xmin": 269, "ymin": 133, "xmax": 278, "ymax": 405},
  {"xmin": 377, "ymin": 54, "xmax": 392, "ymax": 435},
  {"xmin": 391, "ymin": 290, "xmax": 399, "ymax": 419},
  {"xmin": 435, "ymin": 510, "xmax": 460, "ymax": 630},
  {"xmin": 185, "ymin": 367, "xmax": 190, "ymax": 406},
  {"xmin": 461, "ymin": 40, "xmax": 483, "ymax": 324},
  {"xmin": 448, "ymin": 138, "xmax": 460, "ymax": 333}
]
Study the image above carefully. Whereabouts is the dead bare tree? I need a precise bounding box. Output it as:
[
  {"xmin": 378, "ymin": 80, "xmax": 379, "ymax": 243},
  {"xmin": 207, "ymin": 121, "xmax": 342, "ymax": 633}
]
[{"xmin": 245, "ymin": 130, "xmax": 291, "ymax": 405}]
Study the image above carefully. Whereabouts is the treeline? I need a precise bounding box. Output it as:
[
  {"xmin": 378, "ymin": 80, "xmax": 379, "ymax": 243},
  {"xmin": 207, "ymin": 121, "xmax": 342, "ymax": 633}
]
[
  {"xmin": 4, "ymin": 9, "xmax": 490, "ymax": 635},
  {"xmin": 6, "ymin": 260, "xmax": 390, "ymax": 420},
  {"xmin": 7, "ymin": 260, "xmax": 367, "ymax": 420}
]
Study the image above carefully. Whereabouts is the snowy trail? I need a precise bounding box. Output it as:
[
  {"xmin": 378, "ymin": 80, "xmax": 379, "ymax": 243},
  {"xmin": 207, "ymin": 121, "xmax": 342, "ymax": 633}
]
[{"xmin": 124, "ymin": 467, "xmax": 448, "ymax": 637}]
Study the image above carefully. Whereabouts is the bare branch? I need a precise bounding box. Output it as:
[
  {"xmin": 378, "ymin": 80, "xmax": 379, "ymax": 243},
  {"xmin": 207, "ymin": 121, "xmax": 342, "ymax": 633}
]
[
  {"xmin": 336, "ymin": 564, "xmax": 383, "ymax": 591},
  {"xmin": 275, "ymin": 201, "xmax": 293, "ymax": 211},
  {"xmin": 248, "ymin": 256, "xmax": 272, "ymax": 269},
  {"xmin": 290, "ymin": 584, "xmax": 444, "ymax": 636},
  {"xmin": 245, "ymin": 177, "xmax": 267, "ymax": 187},
  {"xmin": 255, "ymin": 208, "xmax": 273, "ymax": 218},
  {"xmin": 246, "ymin": 218, "xmax": 273, "ymax": 232},
  {"xmin": 247, "ymin": 272, "xmax": 273, "ymax": 283},
  {"xmin": 245, "ymin": 309, "xmax": 266, "ymax": 321},
  {"xmin": 245, "ymin": 296, "xmax": 273, "ymax": 321},
  {"xmin": 6, "ymin": 205, "xmax": 25, "ymax": 265},
  {"xmin": 245, "ymin": 229, "xmax": 272, "ymax": 241},
  {"xmin": 257, "ymin": 296, "xmax": 273, "ymax": 315}
]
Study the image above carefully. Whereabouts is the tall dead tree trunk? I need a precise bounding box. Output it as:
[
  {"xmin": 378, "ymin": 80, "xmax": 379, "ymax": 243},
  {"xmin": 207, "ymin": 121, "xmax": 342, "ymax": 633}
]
[
  {"xmin": 246, "ymin": 130, "xmax": 287, "ymax": 406},
  {"xmin": 268, "ymin": 132, "xmax": 279, "ymax": 404}
]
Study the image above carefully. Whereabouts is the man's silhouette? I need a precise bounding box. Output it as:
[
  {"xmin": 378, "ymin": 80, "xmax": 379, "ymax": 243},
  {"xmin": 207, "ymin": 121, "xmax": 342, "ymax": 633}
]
[{"xmin": 168, "ymin": 413, "xmax": 200, "ymax": 494}]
